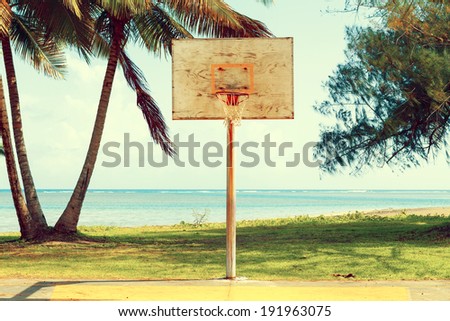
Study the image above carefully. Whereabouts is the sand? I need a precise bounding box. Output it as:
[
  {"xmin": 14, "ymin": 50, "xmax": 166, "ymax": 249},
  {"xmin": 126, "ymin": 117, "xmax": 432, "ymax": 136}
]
[{"xmin": 353, "ymin": 207, "xmax": 450, "ymax": 217}]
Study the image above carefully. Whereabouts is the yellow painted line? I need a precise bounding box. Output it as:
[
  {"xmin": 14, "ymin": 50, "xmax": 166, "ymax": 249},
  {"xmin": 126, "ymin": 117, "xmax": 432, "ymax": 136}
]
[
  {"xmin": 228, "ymin": 286, "xmax": 410, "ymax": 301},
  {"xmin": 52, "ymin": 285, "xmax": 229, "ymax": 301},
  {"xmin": 51, "ymin": 285, "xmax": 410, "ymax": 301}
]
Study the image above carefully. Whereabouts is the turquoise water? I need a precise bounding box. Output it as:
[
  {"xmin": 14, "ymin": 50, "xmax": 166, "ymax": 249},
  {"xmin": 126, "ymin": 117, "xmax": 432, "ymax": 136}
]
[{"xmin": 1, "ymin": 189, "xmax": 449, "ymax": 232}]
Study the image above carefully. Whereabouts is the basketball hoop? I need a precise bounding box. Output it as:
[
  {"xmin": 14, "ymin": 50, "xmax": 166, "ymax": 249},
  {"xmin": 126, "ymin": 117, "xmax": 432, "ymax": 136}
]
[
  {"xmin": 172, "ymin": 38, "xmax": 294, "ymax": 280},
  {"xmin": 215, "ymin": 92, "xmax": 249, "ymax": 126}
]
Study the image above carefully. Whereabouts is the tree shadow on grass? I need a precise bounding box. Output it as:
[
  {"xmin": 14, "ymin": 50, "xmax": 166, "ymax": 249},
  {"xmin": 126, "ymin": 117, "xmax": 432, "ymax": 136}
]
[
  {"xmin": 1, "ymin": 215, "xmax": 448, "ymax": 246},
  {"xmin": 0, "ymin": 216, "xmax": 448, "ymax": 280},
  {"xmin": 144, "ymin": 217, "xmax": 450, "ymax": 280}
]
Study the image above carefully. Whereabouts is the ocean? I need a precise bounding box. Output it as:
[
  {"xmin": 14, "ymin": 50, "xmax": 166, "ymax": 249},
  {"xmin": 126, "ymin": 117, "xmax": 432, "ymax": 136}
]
[{"xmin": 1, "ymin": 189, "xmax": 449, "ymax": 233}]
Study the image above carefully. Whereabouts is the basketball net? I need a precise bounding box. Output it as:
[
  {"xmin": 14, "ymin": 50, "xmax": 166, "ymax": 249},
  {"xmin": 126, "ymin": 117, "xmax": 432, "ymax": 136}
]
[{"xmin": 216, "ymin": 92, "xmax": 249, "ymax": 126}]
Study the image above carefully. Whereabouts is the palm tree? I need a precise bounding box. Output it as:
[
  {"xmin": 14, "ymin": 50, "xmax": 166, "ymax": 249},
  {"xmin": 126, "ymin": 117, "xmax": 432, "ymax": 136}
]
[
  {"xmin": 0, "ymin": 76, "xmax": 35, "ymax": 239},
  {"xmin": 1, "ymin": 0, "xmax": 60, "ymax": 236},
  {"xmin": 55, "ymin": 0, "xmax": 272, "ymax": 233},
  {"xmin": 1, "ymin": 35, "xmax": 53, "ymax": 235},
  {"xmin": 1, "ymin": 0, "xmax": 92, "ymax": 239}
]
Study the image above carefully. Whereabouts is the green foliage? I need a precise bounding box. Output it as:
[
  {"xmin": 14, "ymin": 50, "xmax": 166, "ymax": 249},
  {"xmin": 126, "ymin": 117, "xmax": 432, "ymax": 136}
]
[
  {"xmin": 316, "ymin": 0, "xmax": 449, "ymax": 172},
  {"xmin": 2, "ymin": 1, "xmax": 74, "ymax": 79},
  {"xmin": 1, "ymin": 214, "xmax": 449, "ymax": 280}
]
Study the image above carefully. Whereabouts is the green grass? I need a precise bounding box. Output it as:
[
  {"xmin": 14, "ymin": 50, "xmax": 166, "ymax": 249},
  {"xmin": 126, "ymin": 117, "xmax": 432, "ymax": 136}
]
[{"xmin": 0, "ymin": 213, "xmax": 449, "ymax": 280}]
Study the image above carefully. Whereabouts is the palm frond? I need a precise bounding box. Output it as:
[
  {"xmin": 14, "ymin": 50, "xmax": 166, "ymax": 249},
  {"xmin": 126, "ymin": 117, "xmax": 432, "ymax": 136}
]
[
  {"xmin": 10, "ymin": 14, "xmax": 66, "ymax": 79},
  {"xmin": 94, "ymin": 9, "xmax": 113, "ymax": 40},
  {"xmin": 133, "ymin": 5, "xmax": 192, "ymax": 56},
  {"xmin": 159, "ymin": 0, "xmax": 253, "ymax": 37},
  {"xmin": 167, "ymin": 0, "xmax": 241, "ymax": 27},
  {"xmin": 92, "ymin": 9, "xmax": 133, "ymax": 58},
  {"xmin": 118, "ymin": 50, "xmax": 175, "ymax": 156},
  {"xmin": 0, "ymin": 0, "xmax": 12, "ymax": 37},
  {"xmin": 161, "ymin": 0, "xmax": 273, "ymax": 38},
  {"xmin": 225, "ymin": 9, "xmax": 272, "ymax": 38},
  {"xmin": 91, "ymin": 30, "xmax": 111, "ymax": 58},
  {"xmin": 91, "ymin": 9, "xmax": 114, "ymax": 55},
  {"xmin": 62, "ymin": 0, "xmax": 82, "ymax": 18},
  {"xmin": 17, "ymin": 0, "xmax": 94, "ymax": 63},
  {"xmin": 97, "ymin": 0, "xmax": 148, "ymax": 19}
]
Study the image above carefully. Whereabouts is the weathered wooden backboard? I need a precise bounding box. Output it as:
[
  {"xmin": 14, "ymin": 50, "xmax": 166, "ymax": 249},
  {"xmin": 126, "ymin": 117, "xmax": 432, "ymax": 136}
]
[{"xmin": 172, "ymin": 38, "xmax": 294, "ymax": 120}]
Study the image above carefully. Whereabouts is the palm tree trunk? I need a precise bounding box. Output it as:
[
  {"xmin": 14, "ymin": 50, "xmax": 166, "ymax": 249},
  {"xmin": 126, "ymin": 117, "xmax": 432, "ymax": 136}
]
[
  {"xmin": 1, "ymin": 37, "xmax": 48, "ymax": 233},
  {"xmin": 0, "ymin": 76, "xmax": 35, "ymax": 240},
  {"xmin": 54, "ymin": 39, "xmax": 120, "ymax": 233}
]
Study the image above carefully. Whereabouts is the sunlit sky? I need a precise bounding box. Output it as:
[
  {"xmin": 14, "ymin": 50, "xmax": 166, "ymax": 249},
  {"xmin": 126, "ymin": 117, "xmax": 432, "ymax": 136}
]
[{"xmin": 0, "ymin": 0, "xmax": 448, "ymax": 190}]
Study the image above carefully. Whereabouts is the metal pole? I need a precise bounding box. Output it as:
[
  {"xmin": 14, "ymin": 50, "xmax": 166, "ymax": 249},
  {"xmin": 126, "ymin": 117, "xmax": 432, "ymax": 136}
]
[{"xmin": 226, "ymin": 120, "xmax": 236, "ymax": 279}]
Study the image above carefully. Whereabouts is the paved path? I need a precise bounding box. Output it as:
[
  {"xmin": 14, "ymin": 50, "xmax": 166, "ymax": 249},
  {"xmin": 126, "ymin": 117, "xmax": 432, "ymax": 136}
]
[{"xmin": 0, "ymin": 279, "xmax": 449, "ymax": 301}]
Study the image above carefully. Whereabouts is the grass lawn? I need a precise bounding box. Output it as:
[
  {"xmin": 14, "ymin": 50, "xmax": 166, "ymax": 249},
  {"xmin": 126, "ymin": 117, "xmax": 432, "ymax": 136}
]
[{"xmin": 0, "ymin": 213, "xmax": 449, "ymax": 280}]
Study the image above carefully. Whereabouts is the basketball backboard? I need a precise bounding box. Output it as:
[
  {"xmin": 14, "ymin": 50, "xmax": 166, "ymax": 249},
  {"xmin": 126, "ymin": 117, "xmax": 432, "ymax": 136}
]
[{"xmin": 172, "ymin": 37, "xmax": 294, "ymax": 120}]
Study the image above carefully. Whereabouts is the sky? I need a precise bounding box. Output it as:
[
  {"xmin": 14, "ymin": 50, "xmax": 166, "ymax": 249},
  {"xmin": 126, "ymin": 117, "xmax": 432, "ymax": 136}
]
[{"xmin": 0, "ymin": 0, "xmax": 448, "ymax": 190}]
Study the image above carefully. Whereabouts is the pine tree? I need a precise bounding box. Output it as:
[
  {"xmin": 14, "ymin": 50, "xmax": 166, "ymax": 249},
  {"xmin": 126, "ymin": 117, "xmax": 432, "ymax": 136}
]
[{"xmin": 315, "ymin": 0, "xmax": 449, "ymax": 172}]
